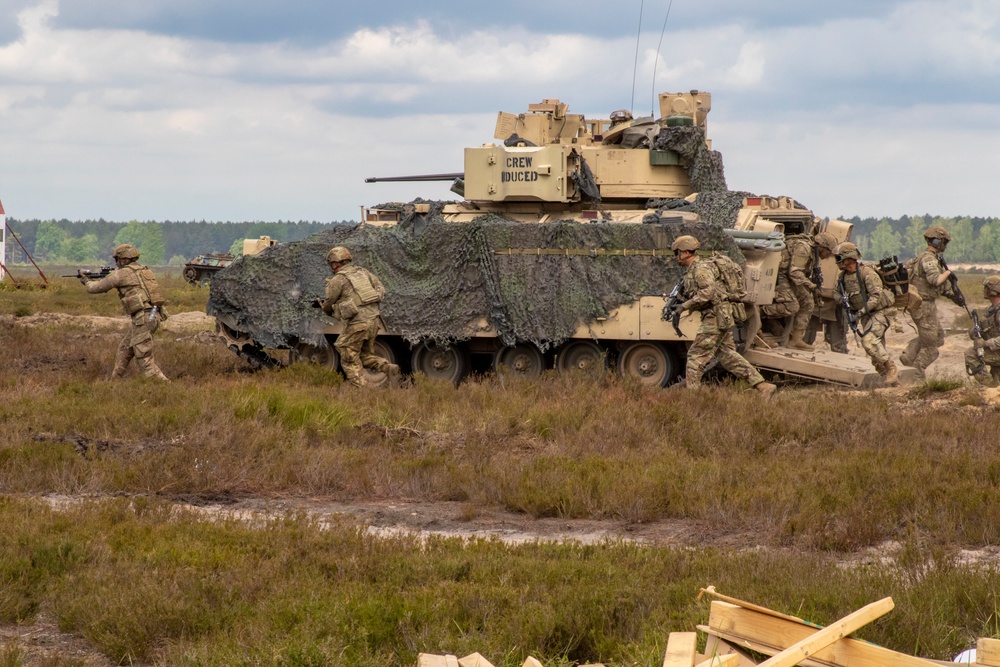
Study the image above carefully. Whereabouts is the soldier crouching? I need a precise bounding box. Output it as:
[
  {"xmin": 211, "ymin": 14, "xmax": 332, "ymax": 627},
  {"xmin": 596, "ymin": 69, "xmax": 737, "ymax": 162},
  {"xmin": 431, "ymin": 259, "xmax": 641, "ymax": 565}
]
[
  {"xmin": 671, "ymin": 235, "xmax": 777, "ymax": 399},
  {"xmin": 834, "ymin": 242, "xmax": 899, "ymax": 386},
  {"xmin": 321, "ymin": 246, "xmax": 401, "ymax": 388},
  {"xmin": 965, "ymin": 275, "xmax": 1000, "ymax": 384},
  {"xmin": 83, "ymin": 243, "xmax": 169, "ymax": 381}
]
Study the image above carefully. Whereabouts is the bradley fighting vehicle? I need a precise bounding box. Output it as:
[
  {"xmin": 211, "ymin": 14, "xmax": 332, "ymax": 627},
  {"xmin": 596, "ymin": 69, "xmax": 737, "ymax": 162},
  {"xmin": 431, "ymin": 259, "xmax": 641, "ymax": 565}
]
[{"xmin": 209, "ymin": 90, "xmax": 892, "ymax": 388}]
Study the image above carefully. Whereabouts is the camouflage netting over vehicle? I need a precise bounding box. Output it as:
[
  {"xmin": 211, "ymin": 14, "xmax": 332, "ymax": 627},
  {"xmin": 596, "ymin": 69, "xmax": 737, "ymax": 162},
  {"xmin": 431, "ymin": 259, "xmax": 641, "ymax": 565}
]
[{"xmin": 206, "ymin": 216, "xmax": 745, "ymax": 351}]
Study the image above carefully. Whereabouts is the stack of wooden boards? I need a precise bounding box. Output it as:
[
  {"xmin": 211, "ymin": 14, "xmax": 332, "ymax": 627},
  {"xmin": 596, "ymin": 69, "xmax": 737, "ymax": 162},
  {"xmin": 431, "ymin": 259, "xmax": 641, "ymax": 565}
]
[{"xmin": 417, "ymin": 585, "xmax": 1000, "ymax": 666}]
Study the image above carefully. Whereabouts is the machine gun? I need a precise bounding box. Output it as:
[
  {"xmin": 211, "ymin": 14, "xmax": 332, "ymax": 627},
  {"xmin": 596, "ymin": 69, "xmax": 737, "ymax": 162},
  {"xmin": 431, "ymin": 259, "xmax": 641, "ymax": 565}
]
[
  {"xmin": 938, "ymin": 256, "xmax": 971, "ymax": 316},
  {"xmin": 661, "ymin": 277, "xmax": 687, "ymax": 337},
  {"xmin": 62, "ymin": 266, "xmax": 112, "ymax": 282}
]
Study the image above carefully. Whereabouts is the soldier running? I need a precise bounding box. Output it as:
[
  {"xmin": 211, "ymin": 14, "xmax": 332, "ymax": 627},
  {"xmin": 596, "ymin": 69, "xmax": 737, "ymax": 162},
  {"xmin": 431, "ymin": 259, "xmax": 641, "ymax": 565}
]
[
  {"xmin": 901, "ymin": 225, "xmax": 952, "ymax": 380},
  {"xmin": 671, "ymin": 235, "xmax": 777, "ymax": 398},
  {"xmin": 321, "ymin": 246, "xmax": 401, "ymax": 388},
  {"xmin": 965, "ymin": 275, "xmax": 1000, "ymax": 384},
  {"xmin": 82, "ymin": 243, "xmax": 169, "ymax": 381},
  {"xmin": 834, "ymin": 242, "xmax": 899, "ymax": 386}
]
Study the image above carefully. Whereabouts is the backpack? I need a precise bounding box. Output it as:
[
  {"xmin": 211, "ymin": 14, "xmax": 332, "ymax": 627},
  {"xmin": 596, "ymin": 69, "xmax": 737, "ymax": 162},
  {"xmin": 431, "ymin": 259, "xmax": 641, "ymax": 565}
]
[{"xmin": 709, "ymin": 253, "xmax": 748, "ymax": 323}]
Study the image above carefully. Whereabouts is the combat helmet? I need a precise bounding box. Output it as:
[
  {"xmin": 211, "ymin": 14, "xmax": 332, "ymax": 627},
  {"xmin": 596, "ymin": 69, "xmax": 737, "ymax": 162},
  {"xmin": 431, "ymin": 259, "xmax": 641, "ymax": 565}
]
[
  {"xmin": 671, "ymin": 235, "xmax": 701, "ymax": 252},
  {"xmin": 923, "ymin": 225, "xmax": 951, "ymax": 241},
  {"xmin": 984, "ymin": 275, "xmax": 1000, "ymax": 298},
  {"xmin": 326, "ymin": 246, "xmax": 352, "ymax": 263},
  {"xmin": 814, "ymin": 232, "xmax": 838, "ymax": 252},
  {"xmin": 834, "ymin": 242, "xmax": 861, "ymax": 262},
  {"xmin": 113, "ymin": 243, "xmax": 140, "ymax": 261}
]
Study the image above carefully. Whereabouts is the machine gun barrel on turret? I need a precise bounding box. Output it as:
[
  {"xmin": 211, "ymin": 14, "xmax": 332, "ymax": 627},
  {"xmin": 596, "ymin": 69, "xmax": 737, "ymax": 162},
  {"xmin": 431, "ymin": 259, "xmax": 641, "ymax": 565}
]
[{"xmin": 365, "ymin": 173, "xmax": 464, "ymax": 183}]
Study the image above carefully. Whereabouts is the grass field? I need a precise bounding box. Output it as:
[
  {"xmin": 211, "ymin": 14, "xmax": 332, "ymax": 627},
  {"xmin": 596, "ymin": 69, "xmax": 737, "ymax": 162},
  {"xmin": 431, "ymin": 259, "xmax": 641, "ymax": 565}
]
[{"xmin": 1, "ymin": 271, "xmax": 1000, "ymax": 665}]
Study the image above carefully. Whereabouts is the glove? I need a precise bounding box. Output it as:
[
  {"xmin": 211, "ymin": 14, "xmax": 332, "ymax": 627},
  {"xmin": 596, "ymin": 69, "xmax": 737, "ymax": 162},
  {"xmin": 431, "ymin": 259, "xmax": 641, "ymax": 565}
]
[{"xmin": 974, "ymin": 338, "xmax": 986, "ymax": 350}]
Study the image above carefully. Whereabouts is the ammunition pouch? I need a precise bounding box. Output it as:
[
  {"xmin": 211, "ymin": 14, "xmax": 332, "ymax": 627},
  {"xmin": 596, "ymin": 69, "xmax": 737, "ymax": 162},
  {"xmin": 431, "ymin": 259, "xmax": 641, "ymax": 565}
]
[
  {"xmin": 122, "ymin": 291, "xmax": 148, "ymax": 315},
  {"xmin": 337, "ymin": 300, "xmax": 359, "ymax": 321},
  {"xmin": 713, "ymin": 302, "xmax": 736, "ymax": 330}
]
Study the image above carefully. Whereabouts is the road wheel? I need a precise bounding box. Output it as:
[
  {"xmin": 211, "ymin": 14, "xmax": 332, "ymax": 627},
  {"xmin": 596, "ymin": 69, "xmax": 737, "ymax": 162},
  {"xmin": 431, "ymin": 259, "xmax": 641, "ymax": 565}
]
[
  {"xmin": 411, "ymin": 341, "xmax": 469, "ymax": 385},
  {"xmin": 617, "ymin": 342, "xmax": 674, "ymax": 388},
  {"xmin": 295, "ymin": 341, "xmax": 339, "ymax": 370},
  {"xmin": 183, "ymin": 267, "xmax": 198, "ymax": 284},
  {"xmin": 556, "ymin": 341, "xmax": 607, "ymax": 375},
  {"xmin": 494, "ymin": 343, "xmax": 545, "ymax": 378}
]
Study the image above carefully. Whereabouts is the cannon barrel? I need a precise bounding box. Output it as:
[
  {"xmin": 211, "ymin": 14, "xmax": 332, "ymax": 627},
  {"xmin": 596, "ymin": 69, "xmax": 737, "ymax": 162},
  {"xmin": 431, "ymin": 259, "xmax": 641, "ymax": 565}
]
[{"xmin": 365, "ymin": 173, "xmax": 464, "ymax": 183}]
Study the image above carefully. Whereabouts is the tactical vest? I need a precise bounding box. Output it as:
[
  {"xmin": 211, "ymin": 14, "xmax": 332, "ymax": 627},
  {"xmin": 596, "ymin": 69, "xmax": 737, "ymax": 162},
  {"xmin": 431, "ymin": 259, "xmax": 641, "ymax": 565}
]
[
  {"xmin": 706, "ymin": 253, "xmax": 748, "ymax": 324},
  {"xmin": 981, "ymin": 304, "xmax": 1000, "ymax": 341},
  {"xmin": 119, "ymin": 264, "xmax": 163, "ymax": 315},
  {"xmin": 343, "ymin": 266, "xmax": 382, "ymax": 306}
]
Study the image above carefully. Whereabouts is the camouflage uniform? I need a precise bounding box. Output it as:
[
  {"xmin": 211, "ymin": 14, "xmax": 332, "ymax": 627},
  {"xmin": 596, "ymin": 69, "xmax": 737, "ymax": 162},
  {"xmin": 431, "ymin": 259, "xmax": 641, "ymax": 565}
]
[
  {"xmin": 837, "ymin": 265, "xmax": 894, "ymax": 374},
  {"xmin": 85, "ymin": 264, "xmax": 168, "ymax": 381},
  {"xmin": 681, "ymin": 254, "xmax": 767, "ymax": 389},
  {"xmin": 965, "ymin": 301, "xmax": 1000, "ymax": 383},
  {"xmin": 322, "ymin": 264, "xmax": 393, "ymax": 387},
  {"xmin": 759, "ymin": 234, "xmax": 818, "ymax": 347},
  {"xmin": 785, "ymin": 234, "xmax": 818, "ymax": 336},
  {"xmin": 902, "ymin": 249, "xmax": 947, "ymax": 378}
]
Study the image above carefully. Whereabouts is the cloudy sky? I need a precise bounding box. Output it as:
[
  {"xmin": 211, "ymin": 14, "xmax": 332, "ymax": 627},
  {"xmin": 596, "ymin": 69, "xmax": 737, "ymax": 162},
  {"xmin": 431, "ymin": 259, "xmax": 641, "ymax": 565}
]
[{"xmin": 1, "ymin": 0, "xmax": 998, "ymax": 223}]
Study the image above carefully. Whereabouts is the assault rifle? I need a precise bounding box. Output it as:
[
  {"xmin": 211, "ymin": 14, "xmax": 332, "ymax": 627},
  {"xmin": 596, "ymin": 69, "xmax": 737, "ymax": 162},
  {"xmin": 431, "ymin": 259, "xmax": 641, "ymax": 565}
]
[
  {"xmin": 661, "ymin": 277, "xmax": 687, "ymax": 337},
  {"xmin": 938, "ymin": 256, "xmax": 971, "ymax": 316},
  {"xmin": 62, "ymin": 266, "xmax": 113, "ymax": 282},
  {"xmin": 969, "ymin": 309, "xmax": 987, "ymax": 376},
  {"xmin": 811, "ymin": 246, "xmax": 824, "ymax": 305},
  {"xmin": 838, "ymin": 277, "xmax": 861, "ymax": 344}
]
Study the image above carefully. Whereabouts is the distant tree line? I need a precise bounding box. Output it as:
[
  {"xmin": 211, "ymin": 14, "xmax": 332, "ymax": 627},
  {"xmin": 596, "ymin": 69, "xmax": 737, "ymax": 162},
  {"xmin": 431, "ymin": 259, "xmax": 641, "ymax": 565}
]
[
  {"xmin": 845, "ymin": 214, "xmax": 1000, "ymax": 263},
  {"xmin": 4, "ymin": 219, "xmax": 348, "ymax": 266},
  {"xmin": 6, "ymin": 214, "xmax": 1000, "ymax": 267}
]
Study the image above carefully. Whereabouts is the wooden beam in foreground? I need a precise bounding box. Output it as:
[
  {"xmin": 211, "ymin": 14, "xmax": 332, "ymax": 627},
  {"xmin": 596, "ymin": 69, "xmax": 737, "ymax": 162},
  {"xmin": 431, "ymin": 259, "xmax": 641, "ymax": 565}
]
[
  {"xmin": 707, "ymin": 601, "xmax": 942, "ymax": 667},
  {"xmin": 663, "ymin": 632, "xmax": 698, "ymax": 667},
  {"xmin": 980, "ymin": 638, "xmax": 1000, "ymax": 667},
  {"xmin": 755, "ymin": 597, "xmax": 894, "ymax": 667}
]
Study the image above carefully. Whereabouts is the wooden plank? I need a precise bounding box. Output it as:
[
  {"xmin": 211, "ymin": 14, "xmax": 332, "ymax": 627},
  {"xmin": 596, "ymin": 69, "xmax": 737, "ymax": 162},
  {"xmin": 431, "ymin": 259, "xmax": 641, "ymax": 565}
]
[
  {"xmin": 418, "ymin": 655, "xmax": 460, "ymax": 667},
  {"xmin": 458, "ymin": 653, "xmax": 495, "ymax": 667},
  {"xmin": 699, "ymin": 625, "xmax": 829, "ymax": 667},
  {"xmin": 755, "ymin": 597, "xmax": 894, "ymax": 667},
  {"xmin": 698, "ymin": 633, "xmax": 764, "ymax": 667},
  {"xmin": 707, "ymin": 602, "xmax": 942, "ymax": 667},
  {"xmin": 698, "ymin": 585, "xmax": 815, "ymax": 627},
  {"xmin": 663, "ymin": 632, "xmax": 698, "ymax": 667},
  {"xmin": 693, "ymin": 654, "xmax": 741, "ymax": 667},
  {"xmin": 980, "ymin": 638, "xmax": 1000, "ymax": 667}
]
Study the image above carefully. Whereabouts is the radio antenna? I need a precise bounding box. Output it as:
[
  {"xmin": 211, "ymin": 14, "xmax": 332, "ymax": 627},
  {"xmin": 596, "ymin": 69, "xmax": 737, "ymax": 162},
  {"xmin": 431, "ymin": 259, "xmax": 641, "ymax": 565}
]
[
  {"xmin": 651, "ymin": 0, "xmax": 675, "ymax": 116},
  {"xmin": 630, "ymin": 0, "xmax": 644, "ymax": 115}
]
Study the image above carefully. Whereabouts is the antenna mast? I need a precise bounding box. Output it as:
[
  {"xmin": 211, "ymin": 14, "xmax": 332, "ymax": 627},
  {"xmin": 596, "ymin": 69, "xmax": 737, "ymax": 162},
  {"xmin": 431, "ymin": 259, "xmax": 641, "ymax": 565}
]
[
  {"xmin": 629, "ymin": 0, "xmax": 644, "ymax": 115},
  {"xmin": 651, "ymin": 0, "xmax": 675, "ymax": 116}
]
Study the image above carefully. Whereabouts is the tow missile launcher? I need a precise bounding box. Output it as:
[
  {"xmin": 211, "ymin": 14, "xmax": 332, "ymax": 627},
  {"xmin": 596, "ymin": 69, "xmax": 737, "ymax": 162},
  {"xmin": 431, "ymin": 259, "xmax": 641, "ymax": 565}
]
[{"xmin": 211, "ymin": 92, "xmax": 905, "ymax": 388}]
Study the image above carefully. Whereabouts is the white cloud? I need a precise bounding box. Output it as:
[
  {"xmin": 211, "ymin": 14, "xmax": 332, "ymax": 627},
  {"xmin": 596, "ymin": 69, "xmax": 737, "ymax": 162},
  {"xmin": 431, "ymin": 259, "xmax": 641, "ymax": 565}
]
[{"xmin": 1, "ymin": 0, "xmax": 999, "ymax": 223}]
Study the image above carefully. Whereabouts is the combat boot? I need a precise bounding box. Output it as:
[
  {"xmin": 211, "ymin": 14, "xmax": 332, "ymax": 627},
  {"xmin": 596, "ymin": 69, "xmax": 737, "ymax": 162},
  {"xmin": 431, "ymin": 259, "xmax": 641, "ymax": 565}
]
[
  {"xmin": 385, "ymin": 363, "xmax": 402, "ymax": 388},
  {"xmin": 754, "ymin": 381, "xmax": 777, "ymax": 400},
  {"xmin": 787, "ymin": 330, "xmax": 814, "ymax": 351},
  {"xmin": 881, "ymin": 359, "xmax": 900, "ymax": 387}
]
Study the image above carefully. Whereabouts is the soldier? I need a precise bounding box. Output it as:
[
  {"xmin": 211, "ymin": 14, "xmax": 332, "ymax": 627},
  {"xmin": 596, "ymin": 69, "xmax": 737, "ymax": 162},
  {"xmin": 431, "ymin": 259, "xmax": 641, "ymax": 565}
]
[
  {"xmin": 834, "ymin": 242, "xmax": 899, "ymax": 386},
  {"xmin": 808, "ymin": 231, "xmax": 848, "ymax": 353},
  {"xmin": 672, "ymin": 235, "xmax": 777, "ymax": 399},
  {"xmin": 759, "ymin": 220, "xmax": 821, "ymax": 350},
  {"xmin": 900, "ymin": 225, "xmax": 952, "ymax": 379},
  {"xmin": 82, "ymin": 243, "xmax": 169, "ymax": 381},
  {"xmin": 965, "ymin": 275, "xmax": 1000, "ymax": 384},
  {"xmin": 321, "ymin": 246, "xmax": 401, "ymax": 388}
]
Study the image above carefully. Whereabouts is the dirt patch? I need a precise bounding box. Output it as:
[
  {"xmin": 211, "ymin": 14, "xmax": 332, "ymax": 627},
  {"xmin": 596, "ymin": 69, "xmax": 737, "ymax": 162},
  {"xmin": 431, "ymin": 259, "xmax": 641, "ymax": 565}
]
[
  {"xmin": 0, "ymin": 610, "xmax": 115, "ymax": 667},
  {"xmin": 1, "ymin": 311, "xmax": 215, "ymax": 335}
]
